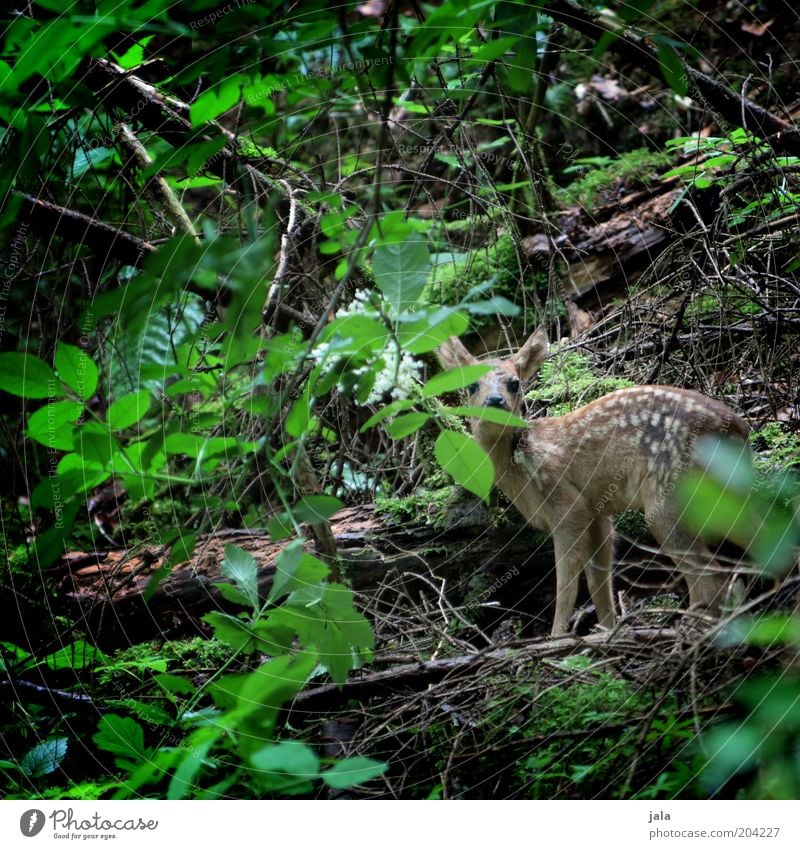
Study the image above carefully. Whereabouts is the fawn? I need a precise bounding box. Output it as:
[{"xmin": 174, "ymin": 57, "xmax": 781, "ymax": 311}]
[{"xmin": 439, "ymin": 328, "xmax": 749, "ymax": 635}]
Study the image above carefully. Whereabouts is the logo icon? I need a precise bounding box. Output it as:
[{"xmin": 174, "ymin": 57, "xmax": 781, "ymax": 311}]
[{"xmin": 20, "ymin": 810, "xmax": 46, "ymax": 837}]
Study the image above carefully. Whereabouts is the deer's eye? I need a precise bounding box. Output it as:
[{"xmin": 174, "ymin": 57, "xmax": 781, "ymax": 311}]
[
  {"xmin": 467, "ymin": 382, "xmax": 479, "ymax": 395},
  {"xmin": 507, "ymin": 379, "xmax": 520, "ymax": 394}
]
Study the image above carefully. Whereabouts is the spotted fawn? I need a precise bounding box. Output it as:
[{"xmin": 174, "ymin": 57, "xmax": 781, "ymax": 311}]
[{"xmin": 439, "ymin": 328, "xmax": 749, "ymax": 635}]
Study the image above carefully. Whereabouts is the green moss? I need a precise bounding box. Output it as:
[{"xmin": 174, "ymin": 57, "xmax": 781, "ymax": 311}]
[
  {"xmin": 558, "ymin": 148, "xmax": 671, "ymax": 209},
  {"xmin": 101, "ymin": 636, "xmax": 230, "ymax": 681},
  {"xmin": 753, "ymin": 422, "xmax": 800, "ymax": 480},
  {"xmin": 426, "ymin": 232, "xmax": 548, "ymax": 307},
  {"xmin": 527, "ymin": 346, "xmax": 635, "ymax": 415},
  {"xmin": 376, "ymin": 485, "xmax": 466, "ymax": 529},
  {"xmin": 685, "ymin": 292, "xmax": 762, "ymax": 319}
]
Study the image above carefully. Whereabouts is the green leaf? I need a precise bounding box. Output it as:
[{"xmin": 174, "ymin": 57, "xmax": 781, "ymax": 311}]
[
  {"xmin": 268, "ymin": 583, "xmax": 374, "ymax": 684},
  {"xmin": 190, "ymin": 77, "xmax": 245, "ymax": 127},
  {"xmin": 72, "ymin": 422, "xmax": 121, "ymax": 467},
  {"xmin": 203, "ymin": 611, "xmax": 259, "ymax": 653},
  {"xmin": 449, "ymin": 406, "xmax": 528, "ymax": 428},
  {"xmin": 464, "ymin": 295, "xmax": 521, "ymax": 316},
  {"xmin": 107, "ymin": 390, "xmax": 151, "ymax": 430},
  {"xmin": 384, "ymin": 412, "xmax": 430, "ymax": 439},
  {"xmin": 434, "ymin": 430, "xmax": 495, "ymax": 502},
  {"xmin": 0, "ymin": 352, "xmax": 62, "ymax": 399},
  {"xmin": 394, "ymin": 307, "xmax": 468, "ymax": 354},
  {"xmin": 168, "ymin": 727, "xmax": 219, "ymax": 801},
  {"xmin": 55, "ymin": 342, "xmax": 98, "ymax": 399},
  {"xmin": 268, "ymin": 541, "xmax": 329, "ymax": 605},
  {"xmin": 294, "ymin": 495, "xmax": 344, "ymax": 524},
  {"xmin": 213, "ymin": 581, "xmax": 256, "ymax": 608},
  {"xmin": 322, "ymin": 756, "xmax": 388, "ymax": 789},
  {"xmin": 250, "ymin": 741, "xmax": 320, "ymax": 795},
  {"xmin": 210, "ymin": 653, "xmax": 318, "ymax": 740},
  {"xmin": 268, "ymin": 496, "xmax": 344, "ymax": 541},
  {"xmin": 27, "ymin": 400, "xmax": 84, "ymax": 450},
  {"xmin": 39, "ymin": 640, "xmax": 103, "ymax": 672},
  {"xmin": 421, "ymin": 365, "xmax": 493, "ymax": 398},
  {"xmin": 359, "ymin": 398, "xmax": 415, "ymax": 431},
  {"xmin": 94, "ymin": 715, "xmax": 147, "ymax": 766},
  {"xmin": 221, "ymin": 544, "xmax": 260, "ymax": 612},
  {"xmin": 21, "ymin": 738, "xmax": 68, "ymax": 778},
  {"xmin": 372, "ymin": 233, "xmax": 430, "ymax": 314},
  {"xmin": 694, "ymin": 436, "xmax": 754, "ymax": 493},
  {"xmin": 677, "ymin": 473, "xmax": 751, "ymax": 544},
  {"xmin": 471, "ymin": 35, "xmax": 519, "ymax": 62},
  {"xmin": 285, "ymin": 386, "xmax": 313, "ymax": 438},
  {"xmin": 657, "ymin": 41, "xmax": 688, "ymax": 97}
]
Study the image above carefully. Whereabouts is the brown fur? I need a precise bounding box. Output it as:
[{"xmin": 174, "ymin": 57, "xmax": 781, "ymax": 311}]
[{"xmin": 439, "ymin": 329, "xmax": 749, "ymax": 635}]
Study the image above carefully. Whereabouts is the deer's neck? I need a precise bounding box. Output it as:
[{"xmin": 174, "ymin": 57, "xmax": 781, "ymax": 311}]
[{"xmin": 472, "ymin": 421, "xmax": 558, "ymax": 531}]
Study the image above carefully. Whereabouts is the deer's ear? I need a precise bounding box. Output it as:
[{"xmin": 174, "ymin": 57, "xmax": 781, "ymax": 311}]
[
  {"xmin": 514, "ymin": 327, "xmax": 549, "ymax": 380},
  {"xmin": 438, "ymin": 336, "xmax": 476, "ymax": 369}
]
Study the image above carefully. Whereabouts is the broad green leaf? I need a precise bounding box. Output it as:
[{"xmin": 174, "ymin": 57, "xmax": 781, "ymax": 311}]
[
  {"xmin": 372, "ymin": 233, "xmax": 430, "ymax": 314},
  {"xmin": 268, "ymin": 541, "xmax": 329, "ymax": 605},
  {"xmin": 39, "ymin": 640, "xmax": 103, "ymax": 672},
  {"xmin": 73, "ymin": 422, "xmax": 121, "ymax": 467},
  {"xmin": 203, "ymin": 611, "xmax": 259, "ymax": 653},
  {"xmin": 395, "ymin": 307, "xmax": 469, "ymax": 354},
  {"xmin": 268, "ymin": 496, "xmax": 343, "ymax": 541},
  {"xmin": 213, "ymin": 581, "xmax": 256, "ymax": 608},
  {"xmin": 190, "ymin": 77, "xmax": 244, "ymax": 127},
  {"xmin": 55, "ymin": 343, "xmax": 98, "ymax": 399},
  {"xmin": 471, "ymin": 35, "xmax": 520, "ymax": 62},
  {"xmin": 21, "ymin": 738, "xmax": 68, "ymax": 778},
  {"xmin": 421, "ymin": 365, "xmax": 492, "ymax": 398},
  {"xmin": 221, "ymin": 544, "xmax": 260, "ymax": 612},
  {"xmin": 27, "ymin": 400, "xmax": 84, "ymax": 450},
  {"xmin": 464, "ymin": 295, "xmax": 521, "ymax": 316},
  {"xmin": 359, "ymin": 398, "xmax": 415, "ymax": 431},
  {"xmin": 285, "ymin": 386, "xmax": 313, "ymax": 438},
  {"xmin": 94, "ymin": 715, "xmax": 147, "ymax": 765},
  {"xmin": 384, "ymin": 412, "xmax": 430, "ymax": 439},
  {"xmin": 677, "ymin": 473, "xmax": 751, "ymax": 544},
  {"xmin": 449, "ymin": 406, "xmax": 528, "ymax": 428},
  {"xmin": 322, "ymin": 756, "xmax": 388, "ymax": 789},
  {"xmin": 720, "ymin": 615, "xmax": 800, "ymax": 648},
  {"xmin": 30, "ymin": 467, "xmax": 103, "ymax": 509},
  {"xmin": 0, "ymin": 352, "xmax": 62, "ymax": 399},
  {"xmin": 268, "ymin": 583, "xmax": 374, "ymax": 684},
  {"xmin": 694, "ymin": 435, "xmax": 754, "ymax": 493},
  {"xmin": 108, "ymin": 390, "xmax": 151, "ymax": 430},
  {"xmin": 163, "ymin": 433, "xmax": 252, "ymax": 459},
  {"xmin": 168, "ymin": 727, "xmax": 219, "ymax": 801},
  {"xmin": 657, "ymin": 41, "xmax": 688, "ymax": 97},
  {"xmin": 434, "ymin": 430, "xmax": 494, "ymax": 502},
  {"xmin": 250, "ymin": 741, "xmax": 320, "ymax": 795},
  {"xmin": 294, "ymin": 495, "xmax": 344, "ymax": 524},
  {"xmin": 210, "ymin": 653, "xmax": 318, "ymax": 740}
]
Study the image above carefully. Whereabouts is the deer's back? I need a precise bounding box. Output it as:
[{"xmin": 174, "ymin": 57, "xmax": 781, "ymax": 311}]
[{"xmin": 507, "ymin": 385, "xmax": 748, "ymax": 520}]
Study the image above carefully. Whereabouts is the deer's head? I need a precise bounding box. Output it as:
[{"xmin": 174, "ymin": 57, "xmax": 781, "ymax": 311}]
[{"xmin": 439, "ymin": 328, "xmax": 549, "ymax": 432}]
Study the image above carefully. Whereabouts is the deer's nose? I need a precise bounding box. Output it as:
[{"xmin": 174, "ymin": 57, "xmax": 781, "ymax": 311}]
[{"xmin": 485, "ymin": 394, "xmax": 507, "ymax": 409}]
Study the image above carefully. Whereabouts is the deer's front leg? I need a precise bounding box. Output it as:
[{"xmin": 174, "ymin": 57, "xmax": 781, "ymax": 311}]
[{"xmin": 550, "ymin": 527, "xmax": 591, "ymax": 636}]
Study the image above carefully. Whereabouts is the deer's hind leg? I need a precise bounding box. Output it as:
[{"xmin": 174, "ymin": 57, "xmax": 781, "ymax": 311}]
[{"xmin": 645, "ymin": 495, "xmax": 728, "ymax": 613}]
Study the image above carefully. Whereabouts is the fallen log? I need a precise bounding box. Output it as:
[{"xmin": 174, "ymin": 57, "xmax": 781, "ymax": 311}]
[{"xmin": 60, "ymin": 501, "xmax": 557, "ymax": 646}]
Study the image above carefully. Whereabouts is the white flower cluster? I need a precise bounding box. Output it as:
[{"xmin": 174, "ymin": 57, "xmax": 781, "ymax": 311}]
[
  {"xmin": 312, "ymin": 290, "xmax": 421, "ymax": 405},
  {"xmin": 362, "ymin": 344, "xmax": 421, "ymax": 405}
]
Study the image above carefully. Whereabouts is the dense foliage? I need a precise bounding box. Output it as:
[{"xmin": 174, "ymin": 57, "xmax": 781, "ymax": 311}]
[{"xmin": 1, "ymin": 0, "xmax": 799, "ymax": 799}]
